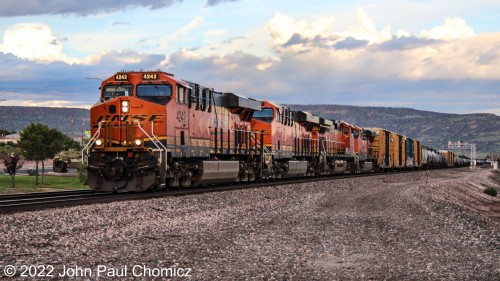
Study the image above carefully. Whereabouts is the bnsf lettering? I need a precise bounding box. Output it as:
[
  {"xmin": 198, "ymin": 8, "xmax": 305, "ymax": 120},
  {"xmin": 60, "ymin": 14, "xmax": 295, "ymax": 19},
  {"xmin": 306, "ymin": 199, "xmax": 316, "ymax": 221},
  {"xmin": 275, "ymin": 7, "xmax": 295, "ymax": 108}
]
[
  {"xmin": 149, "ymin": 114, "xmax": 163, "ymax": 122},
  {"xmin": 93, "ymin": 114, "xmax": 164, "ymax": 127}
]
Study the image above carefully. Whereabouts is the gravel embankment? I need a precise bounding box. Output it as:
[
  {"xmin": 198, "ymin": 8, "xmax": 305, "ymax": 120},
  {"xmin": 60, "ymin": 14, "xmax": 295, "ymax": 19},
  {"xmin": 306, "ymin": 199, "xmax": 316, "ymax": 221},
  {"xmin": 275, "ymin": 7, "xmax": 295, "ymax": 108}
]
[{"xmin": 0, "ymin": 168, "xmax": 499, "ymax": 280}]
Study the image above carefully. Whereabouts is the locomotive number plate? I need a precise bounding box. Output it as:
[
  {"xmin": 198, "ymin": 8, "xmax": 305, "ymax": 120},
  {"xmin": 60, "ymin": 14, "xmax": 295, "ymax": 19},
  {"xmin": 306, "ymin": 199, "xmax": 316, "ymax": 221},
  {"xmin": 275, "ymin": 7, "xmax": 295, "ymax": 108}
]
[
  {"xmin": 142, "ymin": 73, "xmax": 158, "ymax": 80},
  {"xmin": 115, "ymin": 74, "xmax": 128, "ymax": 81}
]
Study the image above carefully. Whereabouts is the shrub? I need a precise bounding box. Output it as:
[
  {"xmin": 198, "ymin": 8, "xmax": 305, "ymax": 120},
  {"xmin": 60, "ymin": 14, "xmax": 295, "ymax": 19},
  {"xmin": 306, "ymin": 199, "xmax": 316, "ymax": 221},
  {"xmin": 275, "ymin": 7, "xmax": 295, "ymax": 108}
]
[
  {"xmin": 483, "ymin": 187, "xmax": 498, "ymax": 197},
  {"xmin": 76, "ymin": 162, "xmax": 87, "ymax": 184}
]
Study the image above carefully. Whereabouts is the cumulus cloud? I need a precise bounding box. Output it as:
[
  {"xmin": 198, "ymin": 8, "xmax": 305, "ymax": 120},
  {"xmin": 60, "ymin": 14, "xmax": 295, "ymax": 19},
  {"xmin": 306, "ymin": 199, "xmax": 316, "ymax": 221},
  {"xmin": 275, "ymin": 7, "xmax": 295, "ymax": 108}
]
[
  {"xmin": 420, "ymin": 17, "xmax": 476, "ymax": 40},
  {"xmin": 265, "ymin": 11, "xmax": 500, "ymax": 81},
  {"xmin": 161, "ymin": 48, "xmax": 500, "ymax": 115},
  {"xmin": 268, "ymin": 12, "xmax": 337, "ymax": 50},
  {"xmin": 268, "ymin": 8, "xmax": 391, "ymax": 53},
  {"xmin": 0, "ymin": 23, "xmax": 74, "ymax": 64}
]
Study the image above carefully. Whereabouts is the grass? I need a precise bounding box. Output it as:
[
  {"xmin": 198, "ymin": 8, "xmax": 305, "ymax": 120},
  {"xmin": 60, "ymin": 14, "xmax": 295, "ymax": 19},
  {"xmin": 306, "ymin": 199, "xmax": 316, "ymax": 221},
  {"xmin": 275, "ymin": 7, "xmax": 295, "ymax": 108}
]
[
  {"xmin": 483, "ymin": 186, "xmax": 498, "ymax": 197},
  {"xmin": 0, "ymin": 175, "xmax": 89, "ymax": 194}
]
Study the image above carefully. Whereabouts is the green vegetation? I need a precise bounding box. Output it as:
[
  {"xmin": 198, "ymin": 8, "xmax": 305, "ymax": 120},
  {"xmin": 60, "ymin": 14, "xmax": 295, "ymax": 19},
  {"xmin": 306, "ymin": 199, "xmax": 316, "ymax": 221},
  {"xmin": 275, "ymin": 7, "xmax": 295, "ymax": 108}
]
[
  {"xmin": 76, "ymin": 162, "xmax": 87, "ymax": 184},
  {"xmin": 18, "ymin": 123, "xmax": 79, "ymax": 185},
  {"xmin": 483, "ymin": 187, "xmax": 498, "ymax": 197},
  {"xmin": 0, "ymin": 175, "xmax": 88, "ymax": 194}
]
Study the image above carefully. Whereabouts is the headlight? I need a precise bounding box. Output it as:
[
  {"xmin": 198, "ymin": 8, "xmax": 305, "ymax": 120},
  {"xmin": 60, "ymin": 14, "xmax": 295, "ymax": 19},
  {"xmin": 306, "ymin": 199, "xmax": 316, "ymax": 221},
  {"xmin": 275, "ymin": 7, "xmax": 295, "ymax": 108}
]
[
  {"xmin": 95, "ymin": 139, "xmax": 103, "ymax": 146},
  {"xmin": 134, "ymin": 139, "xmax": 142, "ymax": 146},
  {"xmin": 122, "ymin": 100, "xmax": 129, "ymax": 112}
]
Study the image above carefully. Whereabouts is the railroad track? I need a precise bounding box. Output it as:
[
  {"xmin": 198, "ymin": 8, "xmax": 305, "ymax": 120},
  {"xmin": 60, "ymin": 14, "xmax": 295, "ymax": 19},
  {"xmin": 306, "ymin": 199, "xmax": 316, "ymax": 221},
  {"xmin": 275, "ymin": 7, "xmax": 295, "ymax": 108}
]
[
  {"xmin": 0, "ymin": 190, "xmax": 114, "ymax": 213},
  {"xmin": 0, "ymin": 169, "xmax": 443, "ymax": 213}
]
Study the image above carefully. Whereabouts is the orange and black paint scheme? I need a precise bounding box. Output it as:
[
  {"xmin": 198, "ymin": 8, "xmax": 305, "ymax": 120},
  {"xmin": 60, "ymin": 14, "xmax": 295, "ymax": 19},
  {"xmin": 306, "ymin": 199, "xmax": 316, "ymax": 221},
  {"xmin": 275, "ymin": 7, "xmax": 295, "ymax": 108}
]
[
  {"xmin": 83, "ymin": 70, "xmax": 463, "ymax": 192},
  {"xmin": 85, "ymin": 71, "xmax": 265, "ymax": 192}
]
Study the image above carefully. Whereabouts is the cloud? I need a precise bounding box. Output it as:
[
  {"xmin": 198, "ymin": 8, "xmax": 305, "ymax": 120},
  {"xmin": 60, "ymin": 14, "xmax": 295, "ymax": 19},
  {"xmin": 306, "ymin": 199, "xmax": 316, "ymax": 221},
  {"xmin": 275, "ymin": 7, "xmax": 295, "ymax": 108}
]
[
  {"xmin": 204, "ymin": 29, "xmax": 227, "ymax": 37},
  {"xmin": 159, "ymin": 16, "xmax": 204, "ymax": 49},
  {"xmin": 222, "ymin": 36, "xmax": 245, "ymax": 45},
  {"xmin": 334, "ymin": 37, "xmax": 369, "ymax": 50},
  {"xmin": 268, "ymin": 9, "xmax": 391, "ymax": 53},
  {"xmin": 0, "ymin": 50, "xmax": 166, "ymax": 108},
  {"xmin": 0, "ymin": 0, "xmax": 239, "ymax": 16},
  {"xmin": 379, "ymin": 36, "xmax": 441, "ymax": 51},
  {"xmin": 0, "ymin": 23, "xmax": 73, "ymax": 63},
  {"xmin": 268, "ymin": 11, "xmax": 337, "ymax": 49},
  {"xmin": 0, "ymin": 0, "xmax": 181, "ymax": 17},
  {"xmin": 111, "ymin": 21, "xmax": 130, "ymax": 27},
  {"xmin": 0, "ymin": 7, "xmax": 499, "ymax": 115},
  {"xmin": 420, "ymin": 17, "xmax": 476, "ymax": 40},
  {"xmin": 205, "ymin": 0, "xmax": 239, "ymax": 7},
  {"xmin": 160, "ymin": 49, "xmax": 500, "ymax": 115}
]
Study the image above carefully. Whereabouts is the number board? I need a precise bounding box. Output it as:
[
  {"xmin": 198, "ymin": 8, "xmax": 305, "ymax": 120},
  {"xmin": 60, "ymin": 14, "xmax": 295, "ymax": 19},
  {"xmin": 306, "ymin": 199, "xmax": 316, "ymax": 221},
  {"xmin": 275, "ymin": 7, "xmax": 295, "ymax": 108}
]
[
  {"xmin": 142, "ymin": 73, "xmax": 158, "ymax": 80},
  {"xmin": 115, "ymin": 73, "xmax": 128, "ymax": 81}
]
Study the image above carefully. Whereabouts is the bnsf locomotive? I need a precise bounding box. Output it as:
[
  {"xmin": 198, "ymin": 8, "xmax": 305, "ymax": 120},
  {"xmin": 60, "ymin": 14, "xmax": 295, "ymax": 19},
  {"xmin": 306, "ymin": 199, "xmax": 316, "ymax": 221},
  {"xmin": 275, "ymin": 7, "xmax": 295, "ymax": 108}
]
[{"xmin": 82, "ymin": 71, "xmax": 469, "ymax": 192}]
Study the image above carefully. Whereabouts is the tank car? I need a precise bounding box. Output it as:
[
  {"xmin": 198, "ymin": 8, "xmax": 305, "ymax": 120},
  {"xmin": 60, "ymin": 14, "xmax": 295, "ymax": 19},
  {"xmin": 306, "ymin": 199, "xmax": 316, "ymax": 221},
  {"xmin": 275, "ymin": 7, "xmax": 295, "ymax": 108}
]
[{"xmin": 422, "ymin": 146, "xmax": 446, "ymax": 168}]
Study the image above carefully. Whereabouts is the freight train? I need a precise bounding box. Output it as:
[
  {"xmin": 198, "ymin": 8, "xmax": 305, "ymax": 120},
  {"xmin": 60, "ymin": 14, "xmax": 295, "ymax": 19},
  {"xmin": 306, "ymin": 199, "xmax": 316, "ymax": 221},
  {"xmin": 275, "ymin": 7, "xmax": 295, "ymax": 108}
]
[{"xmin": 82, "ymin": 71, "xmax": 470, "ymax": 192}]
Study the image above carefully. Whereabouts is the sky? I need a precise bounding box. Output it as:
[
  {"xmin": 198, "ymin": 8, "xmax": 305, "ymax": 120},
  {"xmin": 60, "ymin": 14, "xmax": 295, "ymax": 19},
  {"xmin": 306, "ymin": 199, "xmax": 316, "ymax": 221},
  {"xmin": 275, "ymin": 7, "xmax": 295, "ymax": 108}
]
[{"xmin": 0, "ymin": 0, "xmax": 500, "ymax": 115}]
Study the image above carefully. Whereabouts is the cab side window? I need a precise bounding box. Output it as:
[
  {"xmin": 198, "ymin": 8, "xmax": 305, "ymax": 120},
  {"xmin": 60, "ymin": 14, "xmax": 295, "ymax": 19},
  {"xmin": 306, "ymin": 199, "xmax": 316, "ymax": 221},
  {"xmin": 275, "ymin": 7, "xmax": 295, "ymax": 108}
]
[{"xmin": 177, "ymin": 85, "xmax": 187, "ymax": 104}]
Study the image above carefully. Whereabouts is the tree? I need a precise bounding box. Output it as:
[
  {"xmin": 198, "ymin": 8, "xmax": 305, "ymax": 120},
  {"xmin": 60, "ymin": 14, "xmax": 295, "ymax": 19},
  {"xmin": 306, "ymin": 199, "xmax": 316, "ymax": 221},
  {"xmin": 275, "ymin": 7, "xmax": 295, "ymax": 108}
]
[
  {"xmin": 0, "ymin": 151, "xmax": 24, "ymax": 188},
  {"xmin": 18, "ymin": 123, "xmax": 69, "ymax": 185}
]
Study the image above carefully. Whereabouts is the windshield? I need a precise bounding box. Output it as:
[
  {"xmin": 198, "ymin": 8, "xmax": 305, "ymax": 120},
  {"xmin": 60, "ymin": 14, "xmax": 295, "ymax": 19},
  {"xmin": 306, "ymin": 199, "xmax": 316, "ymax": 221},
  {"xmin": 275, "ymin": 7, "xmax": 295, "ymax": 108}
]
[
  {"xmin": 103, "ymin": 85, "xmax": 133, "ymax": 100},
  {"xmin": 137, "ymin": 84, "xmax": 172, "ymax": 105},
  {"xmin": 353, "ymin": 129, "xmax": 359, "ymax": 139},
  {"xmin": 253, "ymin": 108, "xmax": 274, "ymax": 122}
]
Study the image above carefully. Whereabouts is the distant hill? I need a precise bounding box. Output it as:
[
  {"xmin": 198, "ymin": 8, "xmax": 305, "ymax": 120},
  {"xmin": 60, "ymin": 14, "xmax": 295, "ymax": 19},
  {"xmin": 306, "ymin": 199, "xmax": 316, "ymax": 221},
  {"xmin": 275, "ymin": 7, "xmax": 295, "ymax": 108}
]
[
  {"xmin": 1, "ymin": 105, "xmax": 498, "ymax": 157},
  {"xmin": 0, "ymin": 106, "xmax": 89, "ymax": 138},
  {"xmin": 288, "ymin": 104, "xmax": 500, "ymax": 157}
]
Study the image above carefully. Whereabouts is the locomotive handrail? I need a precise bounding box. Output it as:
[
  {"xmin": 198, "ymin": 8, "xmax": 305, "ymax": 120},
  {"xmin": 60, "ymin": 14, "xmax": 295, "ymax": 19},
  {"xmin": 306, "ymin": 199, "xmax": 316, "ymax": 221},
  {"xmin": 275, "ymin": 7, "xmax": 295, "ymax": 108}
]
[
  {"xmin": 135, "ymin": 120, "xmax": 168, "ymax": 170},
  {"xmin": 81, "ymin": 121, "xmax": 102, "ymax": 165},
  {"xmin": 252, "ymin": 134, "xmax": 271, "ymax": 155}
]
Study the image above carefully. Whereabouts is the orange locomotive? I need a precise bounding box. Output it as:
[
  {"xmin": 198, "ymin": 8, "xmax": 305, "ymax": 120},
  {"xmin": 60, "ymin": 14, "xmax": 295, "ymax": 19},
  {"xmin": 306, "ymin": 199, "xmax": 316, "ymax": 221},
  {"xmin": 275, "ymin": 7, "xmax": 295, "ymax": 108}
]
[{"xmin": 83, "ymin": 71, "xmax": 265, "ymax": 192}]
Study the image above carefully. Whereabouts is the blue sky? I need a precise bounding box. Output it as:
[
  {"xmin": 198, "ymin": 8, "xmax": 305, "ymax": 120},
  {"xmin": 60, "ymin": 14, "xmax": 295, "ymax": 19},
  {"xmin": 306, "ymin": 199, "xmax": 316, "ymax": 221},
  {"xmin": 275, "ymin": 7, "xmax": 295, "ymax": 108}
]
[{"xmin": 0, "ymin": 0, "xmax": 499, "ymax": 115}]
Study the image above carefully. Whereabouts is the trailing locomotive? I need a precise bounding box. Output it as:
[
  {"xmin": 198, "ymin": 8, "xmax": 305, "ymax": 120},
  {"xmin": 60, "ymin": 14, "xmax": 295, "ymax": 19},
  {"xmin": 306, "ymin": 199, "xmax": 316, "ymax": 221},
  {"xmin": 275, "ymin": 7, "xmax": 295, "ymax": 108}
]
[{"xmin": 82, "ymin": 70, "xmax": 468, "ymax": 192}]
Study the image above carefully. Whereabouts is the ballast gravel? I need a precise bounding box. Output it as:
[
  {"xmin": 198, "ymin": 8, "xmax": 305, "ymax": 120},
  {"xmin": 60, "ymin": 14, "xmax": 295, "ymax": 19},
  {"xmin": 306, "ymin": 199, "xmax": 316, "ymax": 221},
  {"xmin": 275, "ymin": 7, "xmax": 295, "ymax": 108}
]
[{"xmin": 0, "ymin": 168, "xmax": 499, "ymax": 280}]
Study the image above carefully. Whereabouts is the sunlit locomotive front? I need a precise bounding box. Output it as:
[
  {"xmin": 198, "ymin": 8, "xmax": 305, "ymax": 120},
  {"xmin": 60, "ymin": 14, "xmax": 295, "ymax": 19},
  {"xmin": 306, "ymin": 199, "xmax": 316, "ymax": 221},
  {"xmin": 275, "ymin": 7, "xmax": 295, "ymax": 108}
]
[
  {"xmin": 83, "ymin": 71, "xmax": 265, "ymax": 192},
  {"xmin": 83, "ymin": 72, "xmax": 171, "ymax": 192}
]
